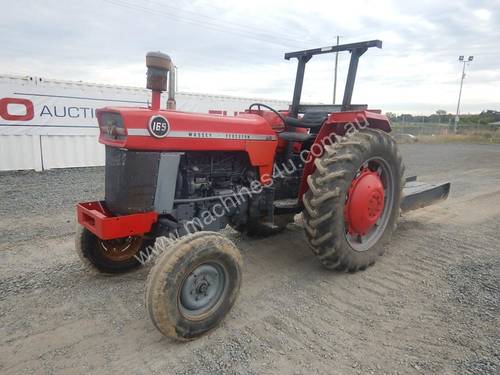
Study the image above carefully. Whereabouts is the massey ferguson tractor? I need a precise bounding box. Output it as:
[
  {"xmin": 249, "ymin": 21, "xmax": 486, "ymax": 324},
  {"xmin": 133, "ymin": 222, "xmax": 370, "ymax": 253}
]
[{"xmin": 75, "ymin": 40, "xmax": 450, "ymax": 340}]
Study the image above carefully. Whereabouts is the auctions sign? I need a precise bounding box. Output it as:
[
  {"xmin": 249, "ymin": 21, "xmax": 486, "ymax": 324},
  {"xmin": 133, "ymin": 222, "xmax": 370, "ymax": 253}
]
[{"xmin": 0, "ymin": 75, "xmax": 289, "ymax": 132}]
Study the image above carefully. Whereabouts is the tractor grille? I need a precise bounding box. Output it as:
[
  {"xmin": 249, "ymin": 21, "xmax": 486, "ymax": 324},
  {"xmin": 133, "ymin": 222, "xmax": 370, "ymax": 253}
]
[{"xmin": 105, "ymin": 146, "xmax": 161, "ymax": 215}]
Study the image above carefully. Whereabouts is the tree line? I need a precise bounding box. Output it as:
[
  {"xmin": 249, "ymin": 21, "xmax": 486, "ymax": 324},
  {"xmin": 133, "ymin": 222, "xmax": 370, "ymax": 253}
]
[{"xmin": 385, "ymin": 110, "xmax": 500, "ymax": 125}]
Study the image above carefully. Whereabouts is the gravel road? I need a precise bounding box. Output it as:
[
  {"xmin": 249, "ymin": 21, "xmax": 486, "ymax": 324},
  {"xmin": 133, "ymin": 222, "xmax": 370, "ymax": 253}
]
[{"xmin": 1, "ymin": 143, "xmax": 499, "ymax": 374}]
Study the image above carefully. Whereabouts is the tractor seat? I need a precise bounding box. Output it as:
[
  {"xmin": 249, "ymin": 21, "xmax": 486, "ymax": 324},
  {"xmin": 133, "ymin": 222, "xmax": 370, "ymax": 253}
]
[
  {"xmin": 301, "ymin": 111, "xmax": 329, "ymax": 128},
  {"xmin": 278, "ymin": 132, "xmax": 316, "ymax": 142},
  {"xmin": 284, "ymin": 111, "xmax": 329, "ymax": 129}
]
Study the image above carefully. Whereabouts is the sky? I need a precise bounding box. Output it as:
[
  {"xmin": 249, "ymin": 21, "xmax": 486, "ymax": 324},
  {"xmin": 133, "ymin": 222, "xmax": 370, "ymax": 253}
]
[{"xmin": 1, "ymin": 0, "xmax": 499, "ymax": 114}]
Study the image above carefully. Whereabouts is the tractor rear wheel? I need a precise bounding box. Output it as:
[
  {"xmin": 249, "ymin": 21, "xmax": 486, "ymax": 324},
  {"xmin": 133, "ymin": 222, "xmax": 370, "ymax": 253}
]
[
  {"xmin": 75, "ymin": 226, "xmax": 150, "ymax": 274},
  {"xmin": 145, "ymin": 231, "xmax": 242, "ymax": 341},
  {"xmin": 302, "ymin": 129, "xmax": 404, "ymax": 271}
]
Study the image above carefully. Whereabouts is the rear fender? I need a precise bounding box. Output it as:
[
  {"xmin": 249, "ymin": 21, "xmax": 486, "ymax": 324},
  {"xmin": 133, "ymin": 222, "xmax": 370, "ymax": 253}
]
[{"xmin": 298, "ymin": 111, "xmax": 392, "ymax": 200}]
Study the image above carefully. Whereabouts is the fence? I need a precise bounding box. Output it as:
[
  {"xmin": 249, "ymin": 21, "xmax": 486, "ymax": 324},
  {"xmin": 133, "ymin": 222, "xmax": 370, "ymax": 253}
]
[{"xmin": 392, "ymin": 122, "xmax": 498, "ymax": 136}]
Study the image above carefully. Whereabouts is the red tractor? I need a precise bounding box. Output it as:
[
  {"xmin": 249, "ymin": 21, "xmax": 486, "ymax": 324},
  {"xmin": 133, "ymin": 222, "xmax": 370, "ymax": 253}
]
[{"xmin": 76, "ymin": 40, "xmax": 449, "ymax": 340}]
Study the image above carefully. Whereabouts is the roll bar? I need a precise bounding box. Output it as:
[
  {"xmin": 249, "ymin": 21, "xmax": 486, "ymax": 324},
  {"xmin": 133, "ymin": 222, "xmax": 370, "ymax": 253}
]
[{"xmin": 284, "ymin": 40, "xmax": 382, "ymax": 116}]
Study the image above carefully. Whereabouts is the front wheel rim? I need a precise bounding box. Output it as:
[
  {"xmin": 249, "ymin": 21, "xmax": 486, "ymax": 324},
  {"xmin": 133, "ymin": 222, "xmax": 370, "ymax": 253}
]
[
  {"xmin": 178, "ymin": 262, "xmax": 228, "ymax": 320},
  {"xmin": 98, "ymin": 236, "xmax": 143, "ymax": 261},
  {"xmin": 344, "ymin": 157, "xmax": 395, "ymax": 252}
]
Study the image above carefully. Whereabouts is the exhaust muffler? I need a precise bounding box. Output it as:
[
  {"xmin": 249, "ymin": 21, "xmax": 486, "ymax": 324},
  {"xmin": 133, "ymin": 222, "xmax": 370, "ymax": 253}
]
[{"xmin": 146, "ymin": 51, "xmax": 176, "ymax": 110}]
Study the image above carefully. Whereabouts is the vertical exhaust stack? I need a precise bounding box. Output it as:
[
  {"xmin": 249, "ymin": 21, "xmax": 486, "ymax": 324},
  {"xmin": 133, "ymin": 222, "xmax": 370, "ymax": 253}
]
[
  {"xmin": 146, "ymin": 51, "xmax": 176, "ymax": 110},
  {"xmin": 167, "ymin": 65, "xmax": 176, "ymax": 110}
]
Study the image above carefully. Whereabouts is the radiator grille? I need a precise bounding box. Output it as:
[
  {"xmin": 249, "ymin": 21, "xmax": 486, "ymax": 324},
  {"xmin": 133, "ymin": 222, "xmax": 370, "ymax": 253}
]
[{"xmin": 105, "ymin": 146, "xmax": 160, "ymax": 215}]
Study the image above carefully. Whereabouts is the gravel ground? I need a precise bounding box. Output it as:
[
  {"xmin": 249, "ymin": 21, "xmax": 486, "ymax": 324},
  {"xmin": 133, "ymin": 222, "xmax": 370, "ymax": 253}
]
[{"xmin": 0, "ymin": 143, "xmax": 499, "ymax": 374}]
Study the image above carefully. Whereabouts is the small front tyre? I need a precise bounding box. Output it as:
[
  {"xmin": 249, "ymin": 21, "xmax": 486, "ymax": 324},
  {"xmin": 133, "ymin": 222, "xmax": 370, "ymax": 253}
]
[
  {"xmin": 75, "ymin": 226, "xmax": 150, "ymax": 274},
  {"xmin": 145, "ymin": 231, "xmax": 242, "ymax": 341}
]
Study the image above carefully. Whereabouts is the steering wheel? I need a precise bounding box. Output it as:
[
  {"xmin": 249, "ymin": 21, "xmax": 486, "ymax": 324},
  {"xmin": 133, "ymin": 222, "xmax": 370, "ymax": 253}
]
[{"xmin": 248, "ymin": 103, "xmax": 286, "ymax": 127}]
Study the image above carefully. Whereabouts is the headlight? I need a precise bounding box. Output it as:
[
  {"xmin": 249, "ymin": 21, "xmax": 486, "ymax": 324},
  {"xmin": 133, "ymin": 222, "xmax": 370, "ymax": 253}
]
[{"xmin": 99, "ymin": 112, "xmax": 126, "ymax": 141}]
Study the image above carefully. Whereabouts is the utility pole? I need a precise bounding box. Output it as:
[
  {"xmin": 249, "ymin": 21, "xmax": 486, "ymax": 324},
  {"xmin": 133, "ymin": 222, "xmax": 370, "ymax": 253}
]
[
  {"xmin": 333, "ymin": 35, "xmax": 340, "ymax": 104},
  {"xmin": 454, "ymin": 55, "xmax": 473, "ymax": 133}
]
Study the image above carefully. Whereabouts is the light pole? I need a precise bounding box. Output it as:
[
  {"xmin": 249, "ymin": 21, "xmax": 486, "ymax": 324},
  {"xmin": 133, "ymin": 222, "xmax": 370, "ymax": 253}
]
[
  {"xmin": 454, "ymin": 55, "xmax": 473, "ymax": 133},
  {"xmin": 333, "ymin": 35, "xmax": 340, "ymax": 104}
]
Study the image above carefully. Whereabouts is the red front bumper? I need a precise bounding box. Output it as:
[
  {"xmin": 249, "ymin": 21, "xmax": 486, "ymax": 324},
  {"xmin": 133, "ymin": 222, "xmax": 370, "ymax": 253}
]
[{"xmin": 76, "ymin": 201, "xmax": 158, "ymax": 240}]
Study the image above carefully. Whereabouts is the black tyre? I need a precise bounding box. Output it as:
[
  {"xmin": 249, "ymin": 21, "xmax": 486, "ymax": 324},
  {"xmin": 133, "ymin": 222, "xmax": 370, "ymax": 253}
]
[
  {"xmin": 145, "ymin": 231, "xmax": 242, "ymax": 341},
  {"xmin": 302, "ymin": 129, "xmax": 404, "ymax": 271},
  {"xmin": 75, "ymin": 226, "xmax": 150, "ymax": 274}
]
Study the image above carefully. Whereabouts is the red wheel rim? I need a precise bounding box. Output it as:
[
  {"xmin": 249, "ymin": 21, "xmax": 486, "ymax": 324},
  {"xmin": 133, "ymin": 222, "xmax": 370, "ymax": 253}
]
[
  {"xmin": 344, "ymin": 168, "xmax": 385, "ymax": 236},
  {"xmin": 342, "ymin": 156, "xmax": 396, "ymax": 252}
]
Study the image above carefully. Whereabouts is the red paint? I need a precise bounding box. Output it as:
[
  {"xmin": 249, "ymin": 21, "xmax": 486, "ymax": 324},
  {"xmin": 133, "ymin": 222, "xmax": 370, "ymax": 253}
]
[
  {"xmin": 76, "ymin": 201, "xmax": 158, "ymax": 240},
  {"xmin": 298, "ymin": 110, "xmax": 391, "ymax": 199},
  {"xmin": 96, "ymin": 107, "xmax": 278, "ymax": 184},
  {"xmin": 344, "ymin": 169, "xmax": 385, "ymax": 235},
  {"xmin": 79, "ymin": 101, "xmax": 393, "ymax": 243},
  {"xmin": 151, "ymin": 91, "xmax": 161, "ymax": 110},
  {"xmin": 0, "ymin": 97, "xmax": 34, "ymax": 121}
]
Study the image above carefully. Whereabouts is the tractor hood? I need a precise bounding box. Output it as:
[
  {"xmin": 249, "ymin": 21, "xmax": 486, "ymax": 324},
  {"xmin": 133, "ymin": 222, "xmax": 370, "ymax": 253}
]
[
  {"xmin": 96, "ymin": 107, "xmax": 277, "ymax": 150},
  {"xmin": 96, "ymin": 107, "xmax": 279, "ymax": 181}
]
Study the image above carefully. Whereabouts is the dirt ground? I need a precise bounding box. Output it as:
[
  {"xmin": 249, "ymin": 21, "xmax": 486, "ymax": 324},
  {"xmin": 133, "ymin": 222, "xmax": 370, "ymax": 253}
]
[{"xmin": 0, "ymin": 143, "xmax": 499, "ymax": 374}]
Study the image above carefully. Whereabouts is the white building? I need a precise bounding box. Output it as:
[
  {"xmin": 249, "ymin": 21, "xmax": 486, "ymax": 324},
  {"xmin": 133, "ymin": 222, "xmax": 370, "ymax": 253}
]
[{"xmin": 0, "ymin": 75, "xmax": 289, "ymax": 171}]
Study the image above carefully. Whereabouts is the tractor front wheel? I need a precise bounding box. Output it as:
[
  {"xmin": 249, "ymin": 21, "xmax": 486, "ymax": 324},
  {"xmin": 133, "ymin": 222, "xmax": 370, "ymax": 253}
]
[
  {"xmin": 145, "ymin": 232, "xmax": 242, "ymax": 341},
  {"xmin": 302, "ymin": 129, "xmax": 404, "ymax": 271},
  {"xmin": 75, "ymin": 226, "xmax": 149, "ymax": 274}
]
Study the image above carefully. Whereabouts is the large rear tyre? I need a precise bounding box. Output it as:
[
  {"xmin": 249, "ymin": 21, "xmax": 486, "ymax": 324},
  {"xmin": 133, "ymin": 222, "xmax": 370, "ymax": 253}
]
[
  {"xmin": 302, "ymin": 129, "xmax": 404, "ymax": 272},
  {"xmin": 75, "ymin": 226, "xmax": 150, "ymax": 274},
  {"xmin": 145, "ymin": 232, "xmax": 242, "ymax": 341}
]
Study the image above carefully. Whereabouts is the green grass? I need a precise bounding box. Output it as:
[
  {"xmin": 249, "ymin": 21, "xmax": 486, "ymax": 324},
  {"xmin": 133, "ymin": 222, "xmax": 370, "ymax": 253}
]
[
  {"xmin": 392, "ymin": 124, "xmax": 500, "ymax": 144},
  {"xmin": 416, "ymin": 133, "xmax": 500, "ymax": 144}
]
